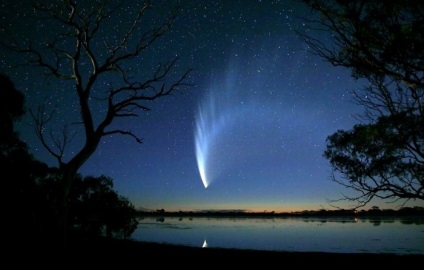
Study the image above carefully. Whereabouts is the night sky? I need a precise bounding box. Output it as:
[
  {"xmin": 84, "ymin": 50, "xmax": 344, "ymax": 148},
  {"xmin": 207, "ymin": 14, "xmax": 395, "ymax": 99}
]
[{"xmin": 2, "ymin": 0, "xmax": 420, "ymax": 212}]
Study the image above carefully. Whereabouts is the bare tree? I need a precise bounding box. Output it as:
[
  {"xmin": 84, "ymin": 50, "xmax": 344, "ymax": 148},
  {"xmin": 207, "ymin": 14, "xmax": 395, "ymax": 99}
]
[
  {"xmin": 299, "ymin": 0, "xmax": 424, "ymax": 208},
  {"xmin": 2, "ymin": 0, "xmax": 192, "ymax": 245}
]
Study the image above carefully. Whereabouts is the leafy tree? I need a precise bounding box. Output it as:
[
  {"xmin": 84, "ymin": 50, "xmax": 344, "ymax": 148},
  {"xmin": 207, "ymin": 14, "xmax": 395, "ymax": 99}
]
[
  {"xmin": 0, "ymin": 74, "xmax": 52, "ymax": 248},
  {"xmin": 69, "ymin": 175, "xmax": 138, "ymax": 239},
  {"xmin": 0, "ymin": 74, "xmax": 25, "ymax": 152},
  {"xmin": 38, "ymin": 170, "xmax": 138, "ymax": 241},
  {"xmin": 324, "ymin": 112, "xmax": 424, "ymax": 206},
  {"xmin": 300, "ymin": 0, "xmax": 424, "ymax": 207},
  {"xmin": 2, "ymin": 0, "xmax": 192, "ymax": 244},
  {"xmin": 1, "ymin": 74, "xmax": 137, "ymax": 248}
]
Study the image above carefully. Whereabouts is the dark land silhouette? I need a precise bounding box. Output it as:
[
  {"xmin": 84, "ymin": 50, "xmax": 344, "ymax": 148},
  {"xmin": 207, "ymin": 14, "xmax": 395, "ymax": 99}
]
[
  {"xmin": 14, "ymin": 233, "xmax": 421, "ymax": 267},
  {"xmin": 137, "ymin": 206, "xmax": 424, "ymax": 218}
]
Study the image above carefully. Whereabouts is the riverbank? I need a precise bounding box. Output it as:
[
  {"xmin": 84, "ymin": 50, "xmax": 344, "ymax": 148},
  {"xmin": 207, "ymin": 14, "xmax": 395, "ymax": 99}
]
[
  {"xmin": 62, "ymin": 237, "xmax": 422, "ymax": 266},
  {"xmin": 9, "ymin": 234, "xmax": 423, "ymax": 266}
]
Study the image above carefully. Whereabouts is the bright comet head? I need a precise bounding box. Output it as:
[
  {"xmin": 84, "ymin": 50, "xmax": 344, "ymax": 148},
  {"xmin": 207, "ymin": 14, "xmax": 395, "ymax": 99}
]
[{"xmin": 196, "ymin": 143, "xmax": 209, "ymax": 188}]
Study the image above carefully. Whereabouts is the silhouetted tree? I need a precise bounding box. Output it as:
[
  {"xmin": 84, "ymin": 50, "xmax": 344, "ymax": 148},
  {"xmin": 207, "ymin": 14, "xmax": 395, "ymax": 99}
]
[
  {"xmin": 324, "ymin": 113, "xmax": 424, "ymax": 205},
  {"xmin": 300, "ymin": 0, "xmax": 424, "ymax": 207},
  {"xmin": 2, "ymin": 0, "xmax": 192, "ymax": 246},
  {"xmin": 0, "ymin": 74, "xmax": 25, "ymax": 152},
  {"xmin": 69, "ymin": 175, "xmax": 138, "ymax": 239},
  {"xmin": 0, "ymin": 74, "xmax": 53, "ymax": 249}
]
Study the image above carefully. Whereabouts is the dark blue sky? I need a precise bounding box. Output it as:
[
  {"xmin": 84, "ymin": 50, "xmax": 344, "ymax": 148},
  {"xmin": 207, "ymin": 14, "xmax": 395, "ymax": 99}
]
[{"xmin": 2, "ymin": 0, "xmax": 420, "ymax": 212}]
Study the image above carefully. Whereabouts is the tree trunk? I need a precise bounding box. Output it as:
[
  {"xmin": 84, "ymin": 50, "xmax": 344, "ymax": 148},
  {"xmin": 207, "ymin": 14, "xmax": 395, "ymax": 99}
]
[{"xmin": 58, "ymin": 166, "xmax": 77, "ymax": 249}]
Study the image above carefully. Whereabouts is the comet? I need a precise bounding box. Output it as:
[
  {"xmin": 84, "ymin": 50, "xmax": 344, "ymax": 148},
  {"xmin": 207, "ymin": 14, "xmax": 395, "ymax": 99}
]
[
  {"xmin": 194, "ymin": 93, "xmax": 225, "ymax": 189},
  {"xmin": 194, "ymin": 71, "xmax": 240, "ymax": 189},
  {"xmin": 194, "ymin": 68, "xmax": 281, "ymax": 189}
]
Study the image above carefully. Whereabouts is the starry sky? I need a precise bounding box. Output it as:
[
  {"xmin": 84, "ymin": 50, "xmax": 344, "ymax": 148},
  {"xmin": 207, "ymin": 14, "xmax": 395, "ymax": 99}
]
[{"xmin": 2, "ymin": 0, "xmax": 420, "ymax": 212}]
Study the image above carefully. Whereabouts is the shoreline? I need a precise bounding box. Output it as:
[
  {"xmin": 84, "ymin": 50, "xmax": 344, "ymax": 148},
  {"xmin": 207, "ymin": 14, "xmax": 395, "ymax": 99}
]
[
  {"xmin": 70, "ymin": 237, "xmax": 424, "ymax": 263},
  {"xmin": 10, "ymin": 236, "xmax": 423, "ymax": 266}
]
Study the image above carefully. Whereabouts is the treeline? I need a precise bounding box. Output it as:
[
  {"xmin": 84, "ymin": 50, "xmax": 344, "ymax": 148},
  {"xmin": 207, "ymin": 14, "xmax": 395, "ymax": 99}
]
[
  {"xmin": 137, "ymin": 206, "xmax": 424, "ymax": 218},
  {"xmin": 1, "ymin": 74, "xmax": 138, "ymax": 249}
]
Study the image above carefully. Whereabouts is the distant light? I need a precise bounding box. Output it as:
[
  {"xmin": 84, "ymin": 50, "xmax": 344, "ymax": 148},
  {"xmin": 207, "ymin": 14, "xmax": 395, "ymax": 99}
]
[{"xmin": 202, "ymin": 239, "xmax": 208, "ymax": 248}]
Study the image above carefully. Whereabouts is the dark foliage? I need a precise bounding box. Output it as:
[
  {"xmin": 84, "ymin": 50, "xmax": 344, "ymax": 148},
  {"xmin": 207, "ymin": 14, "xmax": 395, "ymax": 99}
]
[
  {"xmin": 324, "ymin": 111, "xmax": 424, "ymax": 205},
  {"xmin": 301, "ymin": 0, "xmax": 424, "ymax": 207},
  {"xmin": 69, "ymin": 175, "xmax": 138, "ymax": 239},
  {"xmin": 36, "ymin": 171, "xmax": 139, "ymax": 240},
  {"xmin": 1, "ymin": 74, "xmax": 56, "ymax": 248},
  {"xmin": 0, "ymin": 74, "xmax": 25, "ymax": 152},
  {"xmin": 1, "ymin": 74, "xmax": 137, "ymax": 249}
]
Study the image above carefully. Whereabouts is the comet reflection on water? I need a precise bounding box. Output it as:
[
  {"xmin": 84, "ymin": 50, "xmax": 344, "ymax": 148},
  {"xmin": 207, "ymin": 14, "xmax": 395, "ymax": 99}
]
[{"xmin": 132, "ymin": 216, "xmax": 424, "ymax": 254}]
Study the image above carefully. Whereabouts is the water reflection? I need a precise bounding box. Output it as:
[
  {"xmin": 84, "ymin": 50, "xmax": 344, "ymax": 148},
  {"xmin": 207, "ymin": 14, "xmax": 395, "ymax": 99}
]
[
  {"xmin": 156, "ymin": 217, "xmax": 165, "ymax": 222},
  {"xmin": 132, "ymin": 216, "xmax": 424, "ymax": 255},
  {"xmin": 148, "ymin": 216, "xmax": 424, "ymax": 225},
  {"xmin": 202, "ymin": 239, "xmax": 208, "ymax": 248}
]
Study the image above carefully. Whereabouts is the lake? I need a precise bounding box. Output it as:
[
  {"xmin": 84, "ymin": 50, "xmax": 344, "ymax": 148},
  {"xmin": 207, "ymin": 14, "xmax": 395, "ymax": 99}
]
[{"xmin": 131, "ymin": 216, "xmax": 424, "ymax": 254}]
